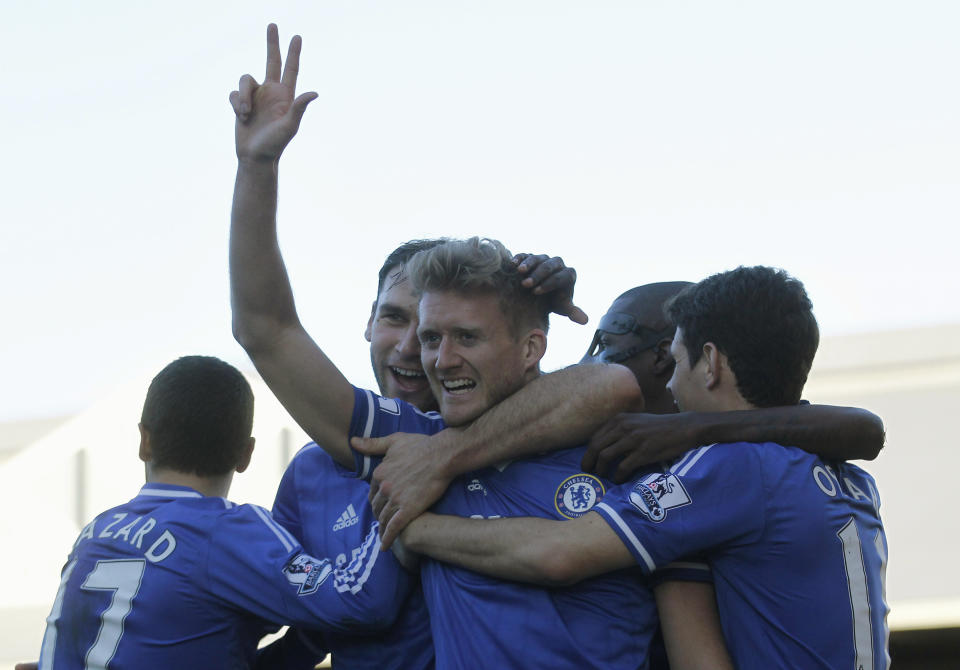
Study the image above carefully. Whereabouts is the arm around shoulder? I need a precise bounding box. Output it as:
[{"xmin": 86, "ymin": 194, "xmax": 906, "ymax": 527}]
[
  {"xmin": 402, "ymin": 510, "xmax": 634, "ymax": 588},
  {"xmin": 442, "ymin": 362, "xmax": 644, "ymax": 474}
]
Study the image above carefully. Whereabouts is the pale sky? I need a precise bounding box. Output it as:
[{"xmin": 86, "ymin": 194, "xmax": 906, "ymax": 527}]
[{"xmin": 1, "ymin": 0, "xmax": 958, "ymax": 422}]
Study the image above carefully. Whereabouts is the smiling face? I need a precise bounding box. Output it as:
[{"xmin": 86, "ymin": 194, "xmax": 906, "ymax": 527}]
[
  {"xmin": 417, "ymin": 290, "xmax": 540, "ymax": 427},
  {"xmin": 364, "ymin": 265, "xmax": 436, "ymax": 412}
]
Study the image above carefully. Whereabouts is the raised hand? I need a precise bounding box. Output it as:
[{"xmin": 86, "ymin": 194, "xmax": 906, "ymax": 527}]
[
  {"xmin": 229, "ymin": 24, "xmax": 318, "ymax": 163},
  {"xmin": 513, "ymin": 253, "xmax": 588, "ymax": 325}
]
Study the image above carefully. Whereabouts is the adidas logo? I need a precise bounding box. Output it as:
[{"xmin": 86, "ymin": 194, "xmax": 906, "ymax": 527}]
[{"xmin": 332, "ymin": 504, "xmax": 360, "ymax": 531}]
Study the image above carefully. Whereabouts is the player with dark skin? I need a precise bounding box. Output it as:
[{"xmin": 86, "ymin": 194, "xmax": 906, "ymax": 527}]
[
  {"xmin": 395, "ymin": 268, "xmax": 889, "ymax": 670},
  {"xmin": 356, "ymin": 282, "xmax": 885, "ymax": 546},
  {"xmin": 578, "ymin": 282, "xmax": 885, "ymax": 482},
  {"xmin": 581, "ymin": 282, "xmax": 692, "ymax": 415},
  {"xmin": 222, "ymin": 25, "xmax": 874, "ymax": 670}
]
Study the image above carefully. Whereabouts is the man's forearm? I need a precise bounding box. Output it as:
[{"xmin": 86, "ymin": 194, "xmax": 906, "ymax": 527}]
[
  {"xmin": 228, "ymin": 158, "xmax": 356, "ymax": 468},
  {"xmin": 403, "ymin": 510, "xmax": 632, "ymax": 587},
  {"xmin": 431, "ymin": 363, "xmax": 643, "ymax": 479},
  {"xmin": 690, "ymin": 404, "xmax": 885, "ymax": 461},
  {"xmin": 403, "ymin": 513, "xmax": 565, "ymax": 586},
  {"xmin": 654, "ymin": 581, "xmax": 734, "ymax": 670},
  {"xmin": 230, "ymin": 159, "xmax": 301, "ymax": 350},
  {"xmin": 225, "ymin": 27, "xmax": 357, "ymax": 470}
]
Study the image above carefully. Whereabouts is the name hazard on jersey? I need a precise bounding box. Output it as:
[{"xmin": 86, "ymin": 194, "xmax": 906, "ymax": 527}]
[{"xmin": 76, "ymin": 513, "xmax": 178, "ymax": 563}]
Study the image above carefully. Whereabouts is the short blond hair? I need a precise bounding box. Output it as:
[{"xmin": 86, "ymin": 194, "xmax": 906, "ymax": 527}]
[{"xmin": 406, "ymin": 237, "xmax": 550, "ymax": 337}]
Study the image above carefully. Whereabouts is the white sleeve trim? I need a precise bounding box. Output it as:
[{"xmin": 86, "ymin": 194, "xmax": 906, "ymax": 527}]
[
  {"xmin": 251, "ymin": 505, "xmax": 297, "ymax": 553},
  {"xmin": 595, "ymin": 502, "xmax": 657, "ymax": 573},
  {"xmin": 333, "ymin": 523, "xmax": 382, "ymax": 594},
  {"xmin": 357, "ymin": 389, "xmax": 377, "ymax": 480},
  {"xmin": 673, "ymin": 444, "xmax": 715, "ymax": 477},
  {"xmin": 361, "ymin": 389, "xmax": 376, "ymax": 438}
]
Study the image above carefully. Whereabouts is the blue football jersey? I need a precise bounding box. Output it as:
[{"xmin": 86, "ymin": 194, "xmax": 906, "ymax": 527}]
[
  {"xmin": 349, "ymin": 387, "xmax": 659, "ymax": 670},
  {"xmin": 39, "ymin": 483, "xmax": 407, "ymax": 670},
  {"xmin": 272, "ymin": 443, "xmax": 434, "ymax": 670},
  {"xmin": 594, "ymin": 442, "xmax": 890, "ymax": 670}
]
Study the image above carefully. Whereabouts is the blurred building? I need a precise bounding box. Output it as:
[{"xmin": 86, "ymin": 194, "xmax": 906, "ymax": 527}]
[{"xmin": 1, "ymin": 325, "xmax": 958, "ymax": 666}]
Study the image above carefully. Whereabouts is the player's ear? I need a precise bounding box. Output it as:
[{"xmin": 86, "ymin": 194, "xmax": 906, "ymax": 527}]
[
  {"xmin": 522, "ymin": 329, "xmax": 548, "ymax": 372},
  {"xmin": 651, "ymin": 336, "xmax": 675, "ymax": 375},
  {"xmin": 138, "ymin": 423, "xmax": 152, "ymax": 463},
  {"xmin": 235, "ymin": 437, "xmax": 256, "ymax": 474},
  {"xmin": 702, "ymin": 342, "xmax": 722, "ymax": 390},
  {"xmin": 364, "ymin": 300, "xmax": 377, "ymax": 342}
]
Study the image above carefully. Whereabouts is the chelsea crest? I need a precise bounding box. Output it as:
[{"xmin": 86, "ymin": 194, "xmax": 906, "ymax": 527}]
[{"xmin": 555, "ymin": 474, "xmax": 605, "ymax": 519}]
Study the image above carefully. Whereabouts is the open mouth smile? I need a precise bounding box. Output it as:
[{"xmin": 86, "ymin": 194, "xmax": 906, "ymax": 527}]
[
  {"xmin": 389, "ymin": 366, "xmax": 429, "ymax": 391},
  {"xmin": 441, "ymin": 378, "xmax": 477, "ymax": 394}
]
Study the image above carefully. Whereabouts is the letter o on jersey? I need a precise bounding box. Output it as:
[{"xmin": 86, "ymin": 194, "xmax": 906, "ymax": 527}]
[{"xmin": 812, "ymin": 466, "xmax": 838, "ymax": 497}]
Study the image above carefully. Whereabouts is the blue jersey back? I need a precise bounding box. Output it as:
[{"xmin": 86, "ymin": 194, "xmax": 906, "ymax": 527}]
[
  {"xmin": 273, "ymin": 443, "xmax": 434, "ymax": 670},
  {"xmin": 594, "ymin": 442, "xmax": 890, "ymax": 670},
  {"xmin": 40, "ymin": 483, "xmax": 406, "ymax": 670},
  {"xmin": 349, "ymin": 387, "xmax": 658, "ymax": 670}
]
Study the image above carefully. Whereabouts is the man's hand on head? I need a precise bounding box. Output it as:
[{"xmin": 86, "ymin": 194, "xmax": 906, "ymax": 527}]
[
  {"xmin": 229, "ymin": 23, "xmax": 318, "ymax": 163},
  {"xmin": 582, "ymin": 412, "xmax": 702, "ymax": 483},
  {"xmin": 351, "ymin": 432, "xmax": 457, "ymax": 549},
  {"xmin": 513, "ymin": 253, "xmax": 588, "ymax": 325}
]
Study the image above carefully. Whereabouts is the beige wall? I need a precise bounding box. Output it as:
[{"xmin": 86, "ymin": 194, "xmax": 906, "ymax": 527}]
[{"xmin": 805, "ymin": 324, "xmax": 960, "ymax": 630}]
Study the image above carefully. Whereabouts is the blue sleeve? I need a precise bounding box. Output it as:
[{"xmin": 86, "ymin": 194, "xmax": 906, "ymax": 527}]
[
  {"xmin": 204, "ymin": 504, "xmax": 410, "ymax": 632},
  {"xmin": 593, "ymin": 444, "xmax": 766, "ymax": 574},
  {"xmin": 272, "ymin": 453, "xmax": 304, "ymax": 541},
  {"xmin": 348, "ymin": 386, "xmax": 446, "ymax": 481}
]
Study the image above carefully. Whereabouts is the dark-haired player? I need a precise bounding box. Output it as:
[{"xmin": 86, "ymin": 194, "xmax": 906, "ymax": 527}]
[
  {"xmin": 399, "ymin": 267, "xmax": 890, "ymax": 669},
  {"xmin": 265, "ymin": 239, "xmax": 447, "ymax": 669},
  {"xmin": 36, "ymin": 356, "xmax": 407, "ymax": 669},
  {"xmin": 228, "ymin": 23, "xmax": 729, "ymax": 667}
]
